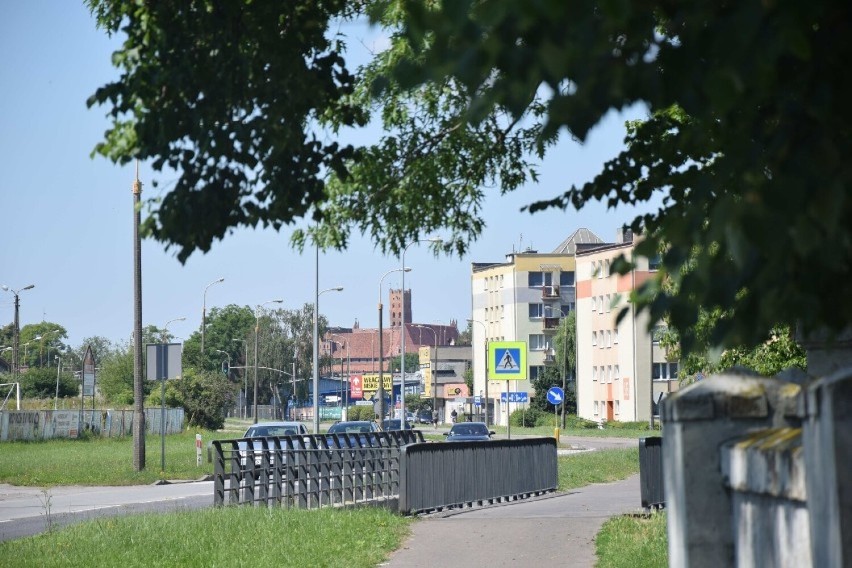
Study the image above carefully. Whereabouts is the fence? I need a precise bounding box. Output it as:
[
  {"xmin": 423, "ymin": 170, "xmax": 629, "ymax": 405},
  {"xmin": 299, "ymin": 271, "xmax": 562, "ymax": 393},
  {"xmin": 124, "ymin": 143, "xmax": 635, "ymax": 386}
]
[
  {"xmin": 212, "ymin": 434, "xmax": 558, "ymax": 514},
  {"xmin": 662, "ymin": 367, "xmax": 852, "ymax": 567},
  {"xmin": 0, "ymin": 408, "xmax": 184, "ymax": 441}
]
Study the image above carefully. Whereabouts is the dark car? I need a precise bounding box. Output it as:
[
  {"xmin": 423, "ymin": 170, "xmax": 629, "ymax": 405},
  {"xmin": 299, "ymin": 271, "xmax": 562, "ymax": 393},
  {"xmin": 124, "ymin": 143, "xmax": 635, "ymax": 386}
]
[
  {"xmin": 327, "ymin": 420, "xmax": 381, "ymax": 435},
  {"xmin": 417, "ymin": 410, "xmax": 433, "ymax": 424},
  {"xmin": 381, "ymin": 418, "xmax": 414, "ymax": 431},
  {"xmin": 444, "ymin": 422, "xmax": 495, "ymax": 442}
]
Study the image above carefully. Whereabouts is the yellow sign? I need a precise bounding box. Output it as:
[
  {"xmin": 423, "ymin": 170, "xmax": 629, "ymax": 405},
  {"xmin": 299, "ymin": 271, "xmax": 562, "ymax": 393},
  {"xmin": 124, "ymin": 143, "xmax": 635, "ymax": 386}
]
[{"xmin": 361, "ymin": 374, "xmax": 393, "ymax": 392}]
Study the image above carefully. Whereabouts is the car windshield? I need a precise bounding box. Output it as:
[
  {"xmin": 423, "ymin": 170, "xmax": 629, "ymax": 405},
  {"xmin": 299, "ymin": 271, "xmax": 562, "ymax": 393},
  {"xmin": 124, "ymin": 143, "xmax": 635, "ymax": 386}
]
[
  {"xmin": 450, "ymin": 424, "xmax": 489, "ymax": 436},
  {"xmin": 244, "ymin": 425, "xmax": 301, "ymax": 437},
  {"xmin": 328, "ymin": 422, "xmax": 374, "ymax": 434}
]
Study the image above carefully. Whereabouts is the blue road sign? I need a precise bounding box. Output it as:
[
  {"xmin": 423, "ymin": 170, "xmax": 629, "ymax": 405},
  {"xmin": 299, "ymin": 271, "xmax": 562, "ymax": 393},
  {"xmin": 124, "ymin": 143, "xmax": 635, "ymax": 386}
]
[
  {"xmin": 546, "ymin": 386, "xmax": 565, "ymax": 405},
  {"xmin": 500, "ymin": 392, "xmax": 529, "ymax": 403},
  {"xmin": 494, "ymin": 347, "xmax": 521, "ymax": 375},
  {"xmin": 474, "ymin": 395, "xmax": 481, "ymax": 407}
]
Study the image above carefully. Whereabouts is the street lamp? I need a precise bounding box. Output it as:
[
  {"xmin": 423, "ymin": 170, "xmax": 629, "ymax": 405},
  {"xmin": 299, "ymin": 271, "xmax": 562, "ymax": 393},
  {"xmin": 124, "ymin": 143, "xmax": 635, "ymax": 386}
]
[
  {"xmin": 378, "ymin": 267, "xmax": 410, "ymax": 422},
  {"xmin": 213, "ymin": 349, "xmax": 231, "ymax": 374},
  {"xmin": 201, "ymin": 277, "xmax": 225, "ymax": 355},
  {"xmin": 255, "ymin": 299, "xmax": 283, "ymax": 424},
  {"xmin": 2, "ymin": 284, "xmax": 35, "ymax": 385},
  {"xmin": 400, "ymin": 237, "xmax": 442, "ymax": 422},
  {"xmin": 414, "ymin": 325, "xmax": 438, "ymax": 422},
  {"xmin": 232, "ymin": 338, "xmax": 249, "ymax": 418},
  {"xmin": 329, "ymin": 336, "xmax": 350, "ymax": 415},
  {"xmin": 468, "ymin": 319, "xmax": 489, "ymax": 426},
  {"xmin": 37, "ymin": 329, "xmax": 60, "ymax": 367},
  {"xmin": 54, "ymin": 354, "xmax": 62, "ymax": 410},
  {"xmin": 312, "ymin": 286, "xmax": 343, "ymax": 434}
]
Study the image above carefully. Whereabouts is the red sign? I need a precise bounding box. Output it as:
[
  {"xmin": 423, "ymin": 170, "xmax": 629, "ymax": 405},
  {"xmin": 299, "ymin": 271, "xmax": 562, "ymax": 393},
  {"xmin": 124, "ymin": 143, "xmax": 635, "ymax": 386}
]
[{"xmin": 350, "ymin": 374, "xmax": 363, "ymax": 400}]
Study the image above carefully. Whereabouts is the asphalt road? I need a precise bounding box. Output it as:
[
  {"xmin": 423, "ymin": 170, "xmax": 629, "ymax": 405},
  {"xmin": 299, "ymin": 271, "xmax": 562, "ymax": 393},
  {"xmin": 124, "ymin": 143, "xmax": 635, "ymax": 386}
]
[{"xmin": 0, "ymin": 481, "xmax": 213, "ymax": 542}]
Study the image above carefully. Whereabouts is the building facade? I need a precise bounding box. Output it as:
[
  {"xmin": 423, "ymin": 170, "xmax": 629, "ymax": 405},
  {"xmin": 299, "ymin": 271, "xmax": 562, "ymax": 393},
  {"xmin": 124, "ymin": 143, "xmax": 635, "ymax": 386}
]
[
  {"xmin": 470, "ymin": 229, "xmax": 603, "ymax": 425},
  {"xmin": 575, "ymin": 228, "xmax": 678, "ymax": 423}
]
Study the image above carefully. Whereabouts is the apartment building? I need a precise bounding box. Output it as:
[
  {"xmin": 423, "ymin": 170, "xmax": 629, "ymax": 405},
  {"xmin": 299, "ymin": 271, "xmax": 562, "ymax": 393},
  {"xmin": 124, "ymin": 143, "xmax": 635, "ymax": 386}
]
[
  {"xmin": 470, "ymin": 229, "xmax": 603, "ymax": 425},
  {"xmin": 575, "ymin": 228, "xmax": 678, "ymax": 423}
]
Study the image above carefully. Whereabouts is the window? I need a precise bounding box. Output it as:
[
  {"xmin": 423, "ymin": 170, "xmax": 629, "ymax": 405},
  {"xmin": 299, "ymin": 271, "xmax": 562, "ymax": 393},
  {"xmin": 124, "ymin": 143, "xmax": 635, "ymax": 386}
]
[
  {"xmin": 614, "ymin": 329, "xmax": 619, "ymax": 344},
  {"xmin": 668, "ymin": 362, "xmax": 679, "ymax": 379},
  {"xmin": 598, "ymin": 261, "xmax": 604, "ymax": 279},
  {"xmin": 528, "ymin": 272, "xmax": 553, "ymax": 287},
  {"xmin": 614, "ymin": 365, "xmax": 620, "ymax": 379},
  {"xmin": 592, "ymin": 366, "xmax": 598, "ymax": 381},
  {"xmin": 594, "ymin": 401, "xmax": 599, "ymax": 415},
  {"xmin": 615, "ymin": 400, "xmax": 620, "ymax": 414},
  {"xmin": 591, "ymin": 297, "xmax": 597, "ymax": 312},
  {"xmin": 598, "ymin": 296, "xmax": 604, "ymax": 314},
  {"xmin": 561, "ymin": 303, "xmax": 574, "ymax": 316},
  {"xmin": 529, "ymin": 365, "xmax": 545, "ymax": 381},
  {"xmin": 592, "ymin": 331, "xmax": 597, "ymax": 346},
  {"xmin": 605, "ymin": 294, "xmax": 611, "ymax": 313},
  {"xmin": 560, "ymin": 271, "xmax": 575, "ymax": 286},
  {"xmin": 653, "ymin": 363, "xmax": 679, "ymax": 380},
  {"xmin": 652, "ymin": 325, "xmax": 666, "ymax": 344},
  {"xmin": 529, "ymin": 334, "xmax": 547, "ymax": 350},
  {"xmin": 606, "ymin": 330, "xmax": 612, "ymax": 348},
  {"xmin": 649, "ymin": 255, "xmax": 662, "ymax": 271},
  {"xmin": 605, "ymin": 259, "xmax": 611, "ymax": 277},
  {"xmin": 529, "ymin": 303, "xmax": 544, "ymax": 318}
]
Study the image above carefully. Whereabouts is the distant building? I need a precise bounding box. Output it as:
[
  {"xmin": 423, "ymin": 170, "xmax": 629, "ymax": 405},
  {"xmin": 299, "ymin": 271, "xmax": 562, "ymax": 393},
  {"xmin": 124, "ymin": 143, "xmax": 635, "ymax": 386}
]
[
  {"xmin": 575, "ymin": 227, "xmax": 679, "ymax": 423},
  {"xmin": 470, "ymin": 229, "xmax": 604, "ymax": 425}
]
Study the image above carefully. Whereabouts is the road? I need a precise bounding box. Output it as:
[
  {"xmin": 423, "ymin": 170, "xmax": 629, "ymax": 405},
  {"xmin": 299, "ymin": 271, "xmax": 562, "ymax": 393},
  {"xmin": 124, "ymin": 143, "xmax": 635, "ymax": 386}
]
[{"xmin": 0, "ymin": 481, "xmax": 213, "ymax": 542}]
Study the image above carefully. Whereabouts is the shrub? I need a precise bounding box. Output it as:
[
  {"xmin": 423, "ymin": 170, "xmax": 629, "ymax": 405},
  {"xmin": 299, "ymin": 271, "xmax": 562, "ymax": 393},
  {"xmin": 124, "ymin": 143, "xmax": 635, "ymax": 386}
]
[
  {"xmin": 510, "ymin": 407, "xmax": 546, "ymax": 427},
  {"xmin": 564, "ymin": 415, "xmax": 601, "ymax": 429},
  {"xmin": 603, "ymin": 420, "xmax": 656, "ymax": 430},
  {"xmin": 346, "ymin": 405, "xmax": 375, "ymax": 421}
]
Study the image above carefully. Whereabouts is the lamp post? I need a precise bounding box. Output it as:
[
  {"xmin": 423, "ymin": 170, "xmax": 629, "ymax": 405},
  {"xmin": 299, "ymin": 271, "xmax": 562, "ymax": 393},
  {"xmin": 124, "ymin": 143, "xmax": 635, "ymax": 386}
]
[
  {"xmin": 312, "ymin": 286, "xmax": 343, "ymax": 434},
  {"xmin": 37, "ymin": 329, "xmax": 60, "ymax": 367},
  {"xmin": 201, "ymin": 277, "xmax": 225, "ymax": 356},
  {"xmin": 414, "ymin": 325, "xmax": 439, "ymax": 422},
  {"xmin": 378, "ymin": 267, "xmax": 410, "ymax": 422},
  {"xmin": 21, "ymin": 342, "xmax": 32, "ymax": 368},
  {"xmin": 468, "ymin": 319, "xmax": 489, "ymax": 426},
  {"xmin": 160, "ymin": 316, "xmax": 185, "ymax": 474},
  {"xmin": 400, "ymin": 238, "xmax": 442, "ymax": 422},
  {"xmin": 2, "ymin": 284, "xmax": 35, "ymax": 385},
  {"xmin": 213, "ymin": 349, "xmax": 231, "ymax": 375},
  {"xmin": 329, "ymin": 336, "xmax": 350, "ymax": 416},
  {"xmin": 254, "ymin": 299, "xmax": 283, "ymax": 424},
  {"xmin": 232, "ymin": 338, "xmax": 249, "ymax": 418}
]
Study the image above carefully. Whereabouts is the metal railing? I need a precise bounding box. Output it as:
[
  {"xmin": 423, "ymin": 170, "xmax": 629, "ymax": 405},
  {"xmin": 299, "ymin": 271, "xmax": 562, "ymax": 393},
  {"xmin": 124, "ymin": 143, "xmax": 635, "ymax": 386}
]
[
  {"xmin": 212, "ymin": 431, "xmax": 424, "ymax": 508},
  {"xmin": 398, "ymin": 438, "xmax": 558, "ymax": 514}
]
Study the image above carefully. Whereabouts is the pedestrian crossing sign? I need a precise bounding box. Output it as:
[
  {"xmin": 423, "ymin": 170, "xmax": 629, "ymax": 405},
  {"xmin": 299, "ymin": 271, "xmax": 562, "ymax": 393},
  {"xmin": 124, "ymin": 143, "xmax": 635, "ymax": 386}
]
[{"xmin": 488, "ymin": 341, "xmax": 527, "ymax": 381}]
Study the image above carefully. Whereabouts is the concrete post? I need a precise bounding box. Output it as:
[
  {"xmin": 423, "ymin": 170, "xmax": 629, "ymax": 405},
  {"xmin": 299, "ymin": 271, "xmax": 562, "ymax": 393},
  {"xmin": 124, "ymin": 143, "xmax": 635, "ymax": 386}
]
[
  {"xmin": 803, "ymin": 366, "xmax": 852, "ymax": 567},
  {"xmin": 661, "ymin": 369, "xmax": 803, "ymax": 567}
]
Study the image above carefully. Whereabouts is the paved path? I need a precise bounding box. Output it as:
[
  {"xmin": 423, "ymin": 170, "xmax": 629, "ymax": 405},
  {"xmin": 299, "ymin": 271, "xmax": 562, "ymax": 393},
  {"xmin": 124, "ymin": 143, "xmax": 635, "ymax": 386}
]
[{"xmin": 385, "ymin": 475, "xmax": 641, "ymax": 568}]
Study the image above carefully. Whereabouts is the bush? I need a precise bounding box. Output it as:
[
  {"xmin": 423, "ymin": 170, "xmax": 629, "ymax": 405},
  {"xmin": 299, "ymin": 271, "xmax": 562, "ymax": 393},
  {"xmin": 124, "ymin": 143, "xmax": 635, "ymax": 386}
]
[
  {"xmin": 603, "ymin": 420, "xmax": 656, "ymax": 430},
  {"xmin": 564, "ymin": 415, "xmax": 601, "ymax": 429},
  {"xmin": 510, "ymin": 407, "xmax": 546, "ymax": 427},
  {"xmin": 346, "ymin": 405, "xmax": 375, "ymax": 421}
]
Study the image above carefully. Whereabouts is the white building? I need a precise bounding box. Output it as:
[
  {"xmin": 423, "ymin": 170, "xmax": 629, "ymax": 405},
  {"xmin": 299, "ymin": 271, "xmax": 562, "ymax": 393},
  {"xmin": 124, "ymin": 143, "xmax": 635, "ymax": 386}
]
[
  {"xmin": 575, "ymin": 228, "xmax": 678, "ymax": 423},
  {"xmin": 470, "ymin": 229, "xmax": 603, "ymax": 425}
]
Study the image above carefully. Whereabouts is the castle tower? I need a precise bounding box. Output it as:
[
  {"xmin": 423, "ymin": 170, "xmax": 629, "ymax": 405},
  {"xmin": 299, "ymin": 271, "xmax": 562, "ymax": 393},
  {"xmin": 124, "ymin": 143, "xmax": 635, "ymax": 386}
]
[{"xmin": 389, "ymin": 288, "xmax": 411, "ymax": 328}]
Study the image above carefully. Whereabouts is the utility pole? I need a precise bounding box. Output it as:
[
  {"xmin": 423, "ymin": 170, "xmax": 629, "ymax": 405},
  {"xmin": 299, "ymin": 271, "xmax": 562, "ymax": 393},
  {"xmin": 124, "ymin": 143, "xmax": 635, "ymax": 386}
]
[{"xmin": 132, "ymin": 162, "xmax": 145, "ymax": 471}]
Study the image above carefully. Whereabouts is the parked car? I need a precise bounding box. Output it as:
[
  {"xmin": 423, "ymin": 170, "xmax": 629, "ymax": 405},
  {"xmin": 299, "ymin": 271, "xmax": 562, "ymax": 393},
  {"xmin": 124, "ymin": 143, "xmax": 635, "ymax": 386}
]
[
  {"xmin": 444, "ymin": 422, "xmax": 495, "ymax": 442},
  {"xmin": 326, "ymin": 421, "xmax": 381, "ymax": 435},
  {"xmin": 417, "ymin": 410, "xmax": 433, "ymax": 424},
  {"xmin": 381, "ymin": 418, "xmax": 414, "ymax": 431},
  {"xmin": 239, "ymin": 421, "xmax": 309, "ymax": 466}
]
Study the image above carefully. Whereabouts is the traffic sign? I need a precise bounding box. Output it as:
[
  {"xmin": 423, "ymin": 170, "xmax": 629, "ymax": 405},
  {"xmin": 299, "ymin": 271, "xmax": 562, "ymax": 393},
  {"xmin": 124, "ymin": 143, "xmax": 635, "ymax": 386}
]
[
  {"xmin": 500, "ymin": 392, "xmax": 529, "ymax": 403},
  {"xmin": 487, "ymin": 341, "xmax": 527, "ymax": 380},
  {"xmin": 474, "ymin": 395, "xmax": 481, "ymax": 407},
  {"xmin": 546, "ymin": 386, "xmax": 565, "ymax": 405}
]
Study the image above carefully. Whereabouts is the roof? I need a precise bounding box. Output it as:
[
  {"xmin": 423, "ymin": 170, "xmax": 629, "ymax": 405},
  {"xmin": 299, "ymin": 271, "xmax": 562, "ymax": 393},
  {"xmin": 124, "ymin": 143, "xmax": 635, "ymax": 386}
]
[{"xmin": 551, "ymin": 228, "xmax": 605, "ymax": 254}]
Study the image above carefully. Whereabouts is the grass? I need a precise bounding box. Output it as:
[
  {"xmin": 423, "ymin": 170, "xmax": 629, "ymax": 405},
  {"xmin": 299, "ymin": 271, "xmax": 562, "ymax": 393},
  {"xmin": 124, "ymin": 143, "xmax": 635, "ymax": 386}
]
[
  {"xmin": 0, "ymin": 428, "xmax": 235, "ymax": 486},
  {"xmin": 0, "ymin": 506, "xmax": 411, "ymax": 568},
  {"xmin": 557, "ymin": 447, "xmax": 640, "ymax": 491},
  {"xmin": 596, "ymin": 511, "xmax": 668, "ymax": 568}
]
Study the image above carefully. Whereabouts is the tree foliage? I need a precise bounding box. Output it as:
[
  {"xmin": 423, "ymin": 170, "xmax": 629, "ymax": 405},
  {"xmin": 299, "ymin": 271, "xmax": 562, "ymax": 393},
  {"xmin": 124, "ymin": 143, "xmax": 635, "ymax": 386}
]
[
  {"xmin": 167, "ymin": 367, "xmax": 234, "ymax": 430},
  {"xmin": 20, "ymin": 367, "xmax": 77, "ymax": 399},
  {"xmin": 87, "ymin": 1, "xmax": 852, "ymax": 353}
]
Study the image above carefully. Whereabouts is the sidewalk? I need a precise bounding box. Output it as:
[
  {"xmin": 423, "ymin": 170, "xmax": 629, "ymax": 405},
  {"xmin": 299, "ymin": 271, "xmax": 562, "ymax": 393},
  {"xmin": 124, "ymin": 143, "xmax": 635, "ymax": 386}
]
[{"xmin": 384, "ymin": 474, "xmax": 641, "ymax": 568}]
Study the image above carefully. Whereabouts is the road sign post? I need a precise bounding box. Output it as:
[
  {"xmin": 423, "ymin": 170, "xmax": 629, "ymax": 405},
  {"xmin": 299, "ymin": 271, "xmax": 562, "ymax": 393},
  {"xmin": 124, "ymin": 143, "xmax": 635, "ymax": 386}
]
[
  {"xmin": 487, "ymin": 341, "xmax": 527, "ymax": 439},
  {"xmin": 547, "ymin": 386, "xmax": 565, "ymax": 440}
]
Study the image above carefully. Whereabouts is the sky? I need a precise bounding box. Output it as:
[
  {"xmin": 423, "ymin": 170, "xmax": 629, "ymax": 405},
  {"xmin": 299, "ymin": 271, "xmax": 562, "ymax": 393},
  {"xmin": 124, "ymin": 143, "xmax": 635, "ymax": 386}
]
[{"xmin": 0, "ymin": 2, "xmax": 658, "ymax": 350}]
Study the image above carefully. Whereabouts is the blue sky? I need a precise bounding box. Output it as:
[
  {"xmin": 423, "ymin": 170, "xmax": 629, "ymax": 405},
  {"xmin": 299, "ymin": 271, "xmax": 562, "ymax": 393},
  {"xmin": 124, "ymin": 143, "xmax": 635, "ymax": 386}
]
[{"xmin": 1, "ymin": 2, "xmax": 657, "ymax": 350}]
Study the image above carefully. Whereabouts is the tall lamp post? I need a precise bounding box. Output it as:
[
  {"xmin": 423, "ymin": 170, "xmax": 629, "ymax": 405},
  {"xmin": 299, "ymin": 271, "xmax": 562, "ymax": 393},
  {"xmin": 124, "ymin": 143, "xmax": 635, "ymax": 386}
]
[
  {"xmin": 131, "ymin": 163, "xmax": 145, "ymax": 472},
  {"xmin": 414, "ymin": 325, "xmax": 439, "ymax": 421},
  {"xmin": 312, "ymin": 286, "xmax": 343, "ymax": 433},
  {"xmin": 468, "ymin": 319, "xmax": 489, "ymax": 426},
  {"xmin": 378, "ymin": 267, "xmax": 410, "ymax": 422},
  {"xmin": 37, "ymin": 329, "xmax": 60, "ymax": 367},
  {"xmin": 400, "ymin": 238, "xmax": 442, "ymax": 422},
  {"xmin": 2, "ymin": 284, "xmax": 35, "ymax": 386},
  {"xmin": 232, "ymin": 338, "xmax": 249, "ymax": 418},
  {"xmin": 54, "ymin": 354, "xmax": 62, "ymax": 410},
  {"xmin": 329, "ymin": 336, "xmax": 350, "ymax": 415},
  {"xmin": 201, "ymin": 277, "xmax": 225, "ymax": 356},
  {"xmin": 213, "ymin": 349, "xmax": 231, "ymax": 375},
  {"xmin": 254, "ymin": 299, "xmax": 283, "ymax": 424}
]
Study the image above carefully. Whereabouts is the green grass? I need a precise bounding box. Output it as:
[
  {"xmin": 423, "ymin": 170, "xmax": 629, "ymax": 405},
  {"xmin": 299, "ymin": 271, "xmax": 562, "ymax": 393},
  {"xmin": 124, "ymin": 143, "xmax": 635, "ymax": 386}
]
[
  {"xmin": 596, "ymin": 511, "xmax": 668, "ymax": 568},
  {"xmin": 0, "ymin": 506, "xmax": 411, "ymax": 567},
  {"xmin": 0, "ymin": 428, "xmax": 235, "ymax": 486},
  {"xmin": 558, "ymin": 447, "xmax": 640, "ymax": 491}
]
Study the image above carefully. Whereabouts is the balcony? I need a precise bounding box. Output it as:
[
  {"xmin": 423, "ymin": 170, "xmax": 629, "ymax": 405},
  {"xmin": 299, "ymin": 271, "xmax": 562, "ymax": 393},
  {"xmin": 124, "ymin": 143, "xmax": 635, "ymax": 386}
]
[
  {"xmin": 544, "ymin": 349, "xmax": 556, "ymax": 364},
  {"xmin": 542, "ymin": 285, "xmax": 560, "ymax": 299},
  {"xmin": 544, "ymin": 316, "xmax": 561, "ymax": 331}
]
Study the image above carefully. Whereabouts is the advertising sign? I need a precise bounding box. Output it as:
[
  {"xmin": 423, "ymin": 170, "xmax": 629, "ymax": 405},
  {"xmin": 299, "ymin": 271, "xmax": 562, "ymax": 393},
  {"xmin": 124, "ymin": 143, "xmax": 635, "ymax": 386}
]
[
  {"xmin": 360, "ymin": 373, "xmax": 393, "ymax": 401},
  {"xmin": 350, "ymin": 374, "xmax": 363, "ymax": 399},
  {"xmin": 82, "ymin": 345, "xmax": 96, "ymax": 396}
]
